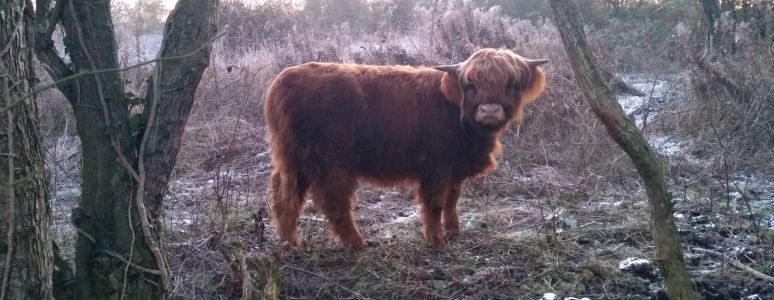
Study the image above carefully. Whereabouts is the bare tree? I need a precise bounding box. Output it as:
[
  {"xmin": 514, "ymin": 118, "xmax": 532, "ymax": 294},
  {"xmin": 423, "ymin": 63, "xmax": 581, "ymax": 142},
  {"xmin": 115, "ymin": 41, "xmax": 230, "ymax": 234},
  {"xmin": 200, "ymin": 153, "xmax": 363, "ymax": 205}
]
[
  {"xmin": 32, "ymin": 0, "xmax": 219, "ymax": 298},
  {"xmin": 548, "ymin": 0, "xmax": 701, "ymax": 299},
  {"xmin": 0, "ymin": 0, "xmax": 54, "ymax": 299}
]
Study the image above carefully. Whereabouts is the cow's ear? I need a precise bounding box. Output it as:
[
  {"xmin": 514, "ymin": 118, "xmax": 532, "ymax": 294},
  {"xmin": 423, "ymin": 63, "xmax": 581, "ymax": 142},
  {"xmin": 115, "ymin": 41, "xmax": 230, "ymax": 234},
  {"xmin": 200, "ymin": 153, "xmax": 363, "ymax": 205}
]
[
  {"xmin": 434, "ymin": 64, "xmax": 463, "ymax": 104},
  {"xmin": 513, "ymin": 61, "xmax": 547, "ymax": 124}
]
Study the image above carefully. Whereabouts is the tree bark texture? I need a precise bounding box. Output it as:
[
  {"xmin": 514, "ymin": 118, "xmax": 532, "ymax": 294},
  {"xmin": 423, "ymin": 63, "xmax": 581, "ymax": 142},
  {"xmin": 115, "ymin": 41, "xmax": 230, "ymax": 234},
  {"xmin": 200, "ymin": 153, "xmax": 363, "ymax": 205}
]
[
  {"xmin": 0, "ymin": 0, "xmax": 54, "ymax": 299},
  {"xmin": 32, "ymin": 0, "xmax": 219, "ymax": 298},
  {"xmin": 548, "ymin": 1, "xmax": 701, "ymax": 299}
]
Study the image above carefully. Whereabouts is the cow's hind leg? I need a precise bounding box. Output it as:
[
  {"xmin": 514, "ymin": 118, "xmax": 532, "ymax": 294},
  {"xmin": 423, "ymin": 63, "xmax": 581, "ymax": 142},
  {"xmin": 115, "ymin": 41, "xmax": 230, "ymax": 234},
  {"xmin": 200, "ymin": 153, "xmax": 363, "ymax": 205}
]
[
  {"xmin": 310, "ymin": 174, "xmax": 366, "ymax": 249},
  {"xmin": 417, "ymin": 181, "xmax": 450, "ymax": 247},
  {"xmin": 269, "ymin": 168, "xmax": 309, "ymax": 247}
]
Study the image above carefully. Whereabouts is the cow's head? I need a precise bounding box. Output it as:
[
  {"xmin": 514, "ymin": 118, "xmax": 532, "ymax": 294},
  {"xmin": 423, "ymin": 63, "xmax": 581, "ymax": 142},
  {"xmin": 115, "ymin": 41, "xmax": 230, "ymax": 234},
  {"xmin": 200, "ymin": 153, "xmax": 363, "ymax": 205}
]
[{"xmin": 435, "ymin": 49, "xmax": 548, "ymax": 131}]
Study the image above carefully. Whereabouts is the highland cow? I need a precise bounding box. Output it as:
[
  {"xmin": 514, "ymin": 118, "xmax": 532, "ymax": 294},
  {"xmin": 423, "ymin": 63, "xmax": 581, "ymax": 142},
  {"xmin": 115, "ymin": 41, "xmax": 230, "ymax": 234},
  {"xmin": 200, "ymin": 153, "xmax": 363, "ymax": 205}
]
[{"xmin": 264, "ymin": 48, "xmax": 548, "ymax": 248}]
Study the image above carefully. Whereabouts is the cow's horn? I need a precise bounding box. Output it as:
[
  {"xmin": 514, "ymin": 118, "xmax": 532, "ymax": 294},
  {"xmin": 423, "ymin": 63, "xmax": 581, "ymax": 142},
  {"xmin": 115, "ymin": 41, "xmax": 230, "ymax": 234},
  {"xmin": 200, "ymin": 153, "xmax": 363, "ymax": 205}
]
[
  {"xmin": 525, "ymin": 59, "xmax": 550, "ymax": 68},
  {"xmin": 433, "ymin": 64, "xmax": 462, "ymax": 74}
]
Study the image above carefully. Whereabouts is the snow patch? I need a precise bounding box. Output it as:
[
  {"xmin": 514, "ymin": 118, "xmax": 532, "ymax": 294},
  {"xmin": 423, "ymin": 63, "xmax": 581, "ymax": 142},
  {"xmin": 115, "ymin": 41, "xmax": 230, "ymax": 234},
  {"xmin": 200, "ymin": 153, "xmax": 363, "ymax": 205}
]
[
  {"xmin": 540, "ymin": 293, "xmax": 557, "ymax": 300},
  {"xmin": 648, "ymin": 135, "xmax": 682, "ymax": 157},
  {"xmin": 539, "ymin": 293, "xmax": 590, "ymax": 300},
  {"xmin": 618, "ymin": 257, "xmax": 651, "ymax": 270}
]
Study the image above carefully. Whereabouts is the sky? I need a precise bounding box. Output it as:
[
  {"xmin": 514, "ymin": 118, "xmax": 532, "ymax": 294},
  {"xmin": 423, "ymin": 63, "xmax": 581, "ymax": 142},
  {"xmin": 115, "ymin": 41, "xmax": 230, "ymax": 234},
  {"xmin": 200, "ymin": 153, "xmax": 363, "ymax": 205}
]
[
  {"xmin": 119, "ymin": 0, "xmax": 298, "ymax": 11},
  {"xmin": 118, "ymin": 0, "xmax": 178, "ymax": 11}
]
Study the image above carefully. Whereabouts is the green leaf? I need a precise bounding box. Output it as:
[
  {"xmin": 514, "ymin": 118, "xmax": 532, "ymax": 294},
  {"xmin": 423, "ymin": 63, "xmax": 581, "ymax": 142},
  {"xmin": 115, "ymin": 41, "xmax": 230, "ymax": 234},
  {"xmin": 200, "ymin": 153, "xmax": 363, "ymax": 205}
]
[
  {"xmin": 0, "ymin": 224, "xmax": 6, "ymax": 254},
  {"xmin": 129, "ymin": 113, "xmax": 144, "ymax": 136}
]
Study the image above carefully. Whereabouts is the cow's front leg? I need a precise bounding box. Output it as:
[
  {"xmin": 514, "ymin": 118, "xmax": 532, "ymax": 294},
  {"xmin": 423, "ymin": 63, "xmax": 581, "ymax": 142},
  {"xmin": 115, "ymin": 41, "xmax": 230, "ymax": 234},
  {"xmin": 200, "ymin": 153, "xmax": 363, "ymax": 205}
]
[
  {"xmin": 442, "ymin": 183, "xmax": 462, "ymax": 236},
  {"xmin": 417, "ymin": 181, "xmax": 449, "ymax": 247}
]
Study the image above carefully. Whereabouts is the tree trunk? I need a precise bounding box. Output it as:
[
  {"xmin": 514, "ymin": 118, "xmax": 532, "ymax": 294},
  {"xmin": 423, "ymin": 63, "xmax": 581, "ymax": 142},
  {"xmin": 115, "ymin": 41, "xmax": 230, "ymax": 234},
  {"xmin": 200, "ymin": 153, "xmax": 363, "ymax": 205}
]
[
  {"xmin": 32, "ymin": 0, "xmax": 219, "ymax": 298},
  {"xmin": 548, "ymin": 1, "xmax": 701, "ymax": 299},
  {"xmin": 699, "ymin": 0, "xmax": 721, "ymax": 50},
  {"xmin": 141, "ymin": 0, "xmax": 219, "ymax": 228},
  {"xmin": 0, "ymin": 0, "xmax": 54, "ymax": 299}
]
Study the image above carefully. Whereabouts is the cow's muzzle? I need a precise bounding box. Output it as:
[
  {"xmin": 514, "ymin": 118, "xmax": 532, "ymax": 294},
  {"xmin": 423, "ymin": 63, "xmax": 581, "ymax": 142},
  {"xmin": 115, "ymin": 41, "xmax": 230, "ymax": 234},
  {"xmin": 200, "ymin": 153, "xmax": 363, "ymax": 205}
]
[{"xmin": 474, "ymin": 104, "xmax": 506, "ymax": 126}]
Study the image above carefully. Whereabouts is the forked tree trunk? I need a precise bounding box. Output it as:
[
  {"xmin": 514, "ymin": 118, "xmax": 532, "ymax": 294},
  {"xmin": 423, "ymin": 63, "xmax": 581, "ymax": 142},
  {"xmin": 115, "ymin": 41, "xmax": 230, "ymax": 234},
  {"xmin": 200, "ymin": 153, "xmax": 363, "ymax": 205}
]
[
  {"xmin": 32, "ymin": 0, "xmax": 218, "ymax": 298},
  {"xmin": 548, "ymin": 1, "xmax": 701, "ymax": 299},
  {"xmin": 0, "ymin": 0, "xmax": 54, "ymax": 299}
]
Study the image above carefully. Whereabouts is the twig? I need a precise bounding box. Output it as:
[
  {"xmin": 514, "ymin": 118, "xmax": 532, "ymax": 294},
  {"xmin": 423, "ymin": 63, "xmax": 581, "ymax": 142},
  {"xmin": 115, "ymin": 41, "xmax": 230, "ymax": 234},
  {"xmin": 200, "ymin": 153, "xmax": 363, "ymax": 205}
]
[
  {"xmin": 282, "ymin": 265, "xmax": 371, "ymax": 300},
  {"xmin": 693, "ymin": 247, "xmax": 774, "ymax": 283},
  {"xmin": 648, "ymin": 108, "xmax": 698, "ymax": 124},
  {"xmin": 0, "ymin": 69, "xmax": 16, "ymax": 300},
  {"xmin": 0, "ymin": 3, "xmax": 25, "ymax": 58},
  {"xmin": 120, "ymin": 165, "xmax": 136, "ymax": 300},
  {"xmin": 706, "ymin": 106, "xmax": 762, "ymax": 235},
  {"xmin": 71, "ymin": 223, "xmax": 161, "ymax": 276},
  {"xmin": 133, "ymin": 42, "xmax": 172, "ymax": 292},
  {"xmin": 0, "ymin": 32, "xmax": 227, "ymax": 114}
]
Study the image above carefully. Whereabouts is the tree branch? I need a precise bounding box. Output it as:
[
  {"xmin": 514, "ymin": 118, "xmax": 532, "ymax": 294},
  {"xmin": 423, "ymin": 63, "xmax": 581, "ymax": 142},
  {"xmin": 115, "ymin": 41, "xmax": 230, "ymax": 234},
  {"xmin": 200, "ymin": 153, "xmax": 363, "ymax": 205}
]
[
  {"xmin": 33, "ymin": 0, "xmax": 75, "ymax": 101},
  {"xmin": 695, "ymin": 54, "xmax": 750, "ymax": 99},
  {"xmin": 2, "ymin": 32, "xmax": 225, "ymax": 114},
  {"xmin": 42, "ymin": 0, "xmax": 65, "ymax": 39},
  {"xmin": 693, "ymin": 248, "xmax": 774, "ymax": 283},
  {"xmin": 140, "ymin": 0, "xmax": 220, "ymax": 216}
]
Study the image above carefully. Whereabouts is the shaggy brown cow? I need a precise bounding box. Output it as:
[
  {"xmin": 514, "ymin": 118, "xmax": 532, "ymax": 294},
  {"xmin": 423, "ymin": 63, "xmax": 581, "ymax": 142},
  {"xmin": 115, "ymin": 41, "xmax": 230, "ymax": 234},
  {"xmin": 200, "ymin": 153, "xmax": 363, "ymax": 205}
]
[{"xmin": 264, "ymin": 48, "xmax": 547, "ymax": 248}]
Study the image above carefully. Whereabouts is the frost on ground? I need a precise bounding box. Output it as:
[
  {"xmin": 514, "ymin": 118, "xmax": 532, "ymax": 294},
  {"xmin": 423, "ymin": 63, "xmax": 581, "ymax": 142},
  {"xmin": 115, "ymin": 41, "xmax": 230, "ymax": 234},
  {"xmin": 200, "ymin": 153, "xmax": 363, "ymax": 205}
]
[
  {"xmin": 43, "ymin": 72, "xmax": 774, "ymax": 299},
  {"xmin": 46, "ymin": 135, "xmax": 81, "ymax": 260},
  {"xmin": 616, "ymin": 73, "xmax": 673, "ymax": 122}
]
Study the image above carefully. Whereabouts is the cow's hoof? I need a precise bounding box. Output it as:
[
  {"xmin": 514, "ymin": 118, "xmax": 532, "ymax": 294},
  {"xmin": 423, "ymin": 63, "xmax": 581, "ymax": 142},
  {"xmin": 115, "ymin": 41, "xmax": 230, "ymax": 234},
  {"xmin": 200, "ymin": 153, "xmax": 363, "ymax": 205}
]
[
  {"xmin": 425, "ymin": 235, "xmax": 448, "ymax": 249},
  {"xmin": 280, "ymin": 240, "xmax": 298, "ymax": 250},
  {"xmin": 341, "ymin": 238, "xmax": 368, "ymax": 250}
]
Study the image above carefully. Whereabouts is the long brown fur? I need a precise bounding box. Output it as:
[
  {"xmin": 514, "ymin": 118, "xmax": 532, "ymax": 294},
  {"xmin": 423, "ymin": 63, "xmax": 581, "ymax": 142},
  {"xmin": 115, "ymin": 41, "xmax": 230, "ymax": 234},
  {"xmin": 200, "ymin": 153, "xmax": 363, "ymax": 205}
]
[{"xmin": 264, "ymin": 48, "xmax": 547, "ymax": 248}]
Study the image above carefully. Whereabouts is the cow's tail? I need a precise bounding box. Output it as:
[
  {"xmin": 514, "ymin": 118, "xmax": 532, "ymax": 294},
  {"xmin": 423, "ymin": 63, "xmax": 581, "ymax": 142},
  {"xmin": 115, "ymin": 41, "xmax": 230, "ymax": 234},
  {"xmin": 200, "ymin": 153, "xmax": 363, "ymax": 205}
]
[
  {"xmin": 264, "ymin": 67, "xmax": 308, "ymax": 247},
  {"xmin": 268, "ymin": 164, "xmax": 306, "ymax": 247}
]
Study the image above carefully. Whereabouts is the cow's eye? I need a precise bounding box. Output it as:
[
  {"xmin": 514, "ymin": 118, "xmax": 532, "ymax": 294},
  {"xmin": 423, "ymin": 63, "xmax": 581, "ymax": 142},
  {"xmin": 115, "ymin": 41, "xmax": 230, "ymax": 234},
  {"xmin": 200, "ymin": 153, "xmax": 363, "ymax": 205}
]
[{"xmin": 464, "ymin": 83, "xmax": 477, "ymax": 92}]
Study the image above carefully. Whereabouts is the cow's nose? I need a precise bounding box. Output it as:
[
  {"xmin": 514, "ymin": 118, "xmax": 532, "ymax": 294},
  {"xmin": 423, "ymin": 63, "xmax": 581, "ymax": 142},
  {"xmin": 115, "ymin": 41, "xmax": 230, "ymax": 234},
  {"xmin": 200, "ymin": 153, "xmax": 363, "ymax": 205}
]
[{"xmin": 478, "ymin": 104, "xmax": 503, "ymax": 115}]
